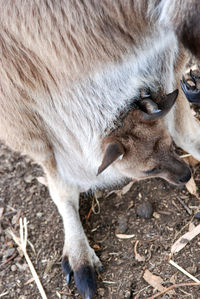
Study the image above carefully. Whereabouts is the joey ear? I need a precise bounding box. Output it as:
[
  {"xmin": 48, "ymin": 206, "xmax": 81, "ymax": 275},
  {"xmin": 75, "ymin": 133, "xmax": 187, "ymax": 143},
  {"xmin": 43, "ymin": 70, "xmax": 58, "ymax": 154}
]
[{"xmin": 97, "ymin": 138, "xmax": 125, "ymax": 176}]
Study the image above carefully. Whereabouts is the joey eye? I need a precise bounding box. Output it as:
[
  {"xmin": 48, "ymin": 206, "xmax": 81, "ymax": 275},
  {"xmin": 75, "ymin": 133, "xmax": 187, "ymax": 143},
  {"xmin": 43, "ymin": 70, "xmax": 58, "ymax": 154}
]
[{"xmin": 144, "ymin": 167, "xmax": 157, "ymax": 174}]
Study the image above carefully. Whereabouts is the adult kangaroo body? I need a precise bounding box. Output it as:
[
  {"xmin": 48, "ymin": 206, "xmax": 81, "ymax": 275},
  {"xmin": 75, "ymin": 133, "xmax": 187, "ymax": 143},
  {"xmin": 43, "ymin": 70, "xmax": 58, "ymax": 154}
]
[{"xmin": 0, "ymin": 1, "xmax": 200, "ymax": 298}]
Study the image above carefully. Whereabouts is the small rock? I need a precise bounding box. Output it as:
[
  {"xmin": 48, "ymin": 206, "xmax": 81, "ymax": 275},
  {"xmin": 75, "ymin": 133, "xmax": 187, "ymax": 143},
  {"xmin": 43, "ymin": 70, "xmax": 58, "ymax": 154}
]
[
  {"xmin": 189, "ymin": 222, "xmax": 196, "ymax": 231},
  {"xmin": 11, "ymin": 264, "xmax": 17, "ymax": 272},
  {"xmin": 115, "ymin": 215, "xmax": 128, "ymax": 234},
  {"xmin": 44, "ymin": 260, "xmax": 55, "ymax": 275},
  {"xmin": 36, "ymin": 212, "xmax": 43, "ymax": 218},
  {"xmin": 12, "ymin": 214, "xmax": 19, "ymax": 225},
  {"xmin": 136, "ymin": 201, "xmax": 153, "ymax": 219},
  {"xmin": 17, "ymin": 246, "xmax": 24, "ymax": 257},
  {"xmin": 98, "ymin": 288, "xmax": 105, "ymax": 297},
  {"xmin": 16, "ymin": 263, "xmax": 28, "ymax": 271},
  {"xmin": 24, "ymin": 174, "xmax": 34, "ymax": 183},
  {"xmin": 29, "ymin": 185, "xmax": 37, "ymax": 193},
  {"xmin": 0, "ymin": 270, "xmax": 6, "ymax": 277},
  {"xmin": 3, "ymin": 247, "xmax": 15, "ymax": 259},
  {"xmin": 0, "ymin": 206, "xmax": 4, "ymax": 218},
  {"xmin": 100, "ymin": 252, "xmax": 109, "ymax": 262},
  {"xmin": 153, "ymin": 212, "xmax": 160, "ymax": 219},
  {"xmin": 7, "ymin": 241, "xmax": 14, "ymax": 248},
  {"xmin": 194, "ymin": 212, "xmax": 200, "ymax": 219},
  {"xmin": 124, "ymin": 290, "xmax": 131, "ymax": 298}
]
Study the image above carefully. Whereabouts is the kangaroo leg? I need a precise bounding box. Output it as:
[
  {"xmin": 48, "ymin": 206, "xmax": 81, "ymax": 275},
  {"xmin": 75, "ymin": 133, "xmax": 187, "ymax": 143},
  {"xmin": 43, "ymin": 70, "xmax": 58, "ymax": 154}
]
[
  {"xmin": 43, "ymin": 160, "xmax": 101, "ymax": 299},
  {"xmin": 165, "ymin": 87, "xmax": 200, "ymax": 160}
]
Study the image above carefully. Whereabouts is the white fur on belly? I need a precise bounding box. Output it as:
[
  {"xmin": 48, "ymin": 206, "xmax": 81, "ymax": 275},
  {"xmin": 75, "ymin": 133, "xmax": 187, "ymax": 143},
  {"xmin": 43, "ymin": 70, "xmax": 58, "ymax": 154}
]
[{"xmin": 41, "ymin": 28, "xmax": 178, "ymax": 191}]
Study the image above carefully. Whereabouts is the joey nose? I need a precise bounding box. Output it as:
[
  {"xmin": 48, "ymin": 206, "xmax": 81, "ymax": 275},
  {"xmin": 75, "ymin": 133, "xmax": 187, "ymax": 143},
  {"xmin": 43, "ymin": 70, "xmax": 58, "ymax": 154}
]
[{"xmin": 179, "ymin": 168, "xmax": 191, "ymax": 183}]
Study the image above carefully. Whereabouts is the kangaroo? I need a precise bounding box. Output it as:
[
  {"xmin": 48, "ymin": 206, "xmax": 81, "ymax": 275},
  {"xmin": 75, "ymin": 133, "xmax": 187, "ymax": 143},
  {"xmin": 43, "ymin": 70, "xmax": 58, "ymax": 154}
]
[{"xmin": 0, "ymin": 1, "xmax": 200, "ymax": 298}]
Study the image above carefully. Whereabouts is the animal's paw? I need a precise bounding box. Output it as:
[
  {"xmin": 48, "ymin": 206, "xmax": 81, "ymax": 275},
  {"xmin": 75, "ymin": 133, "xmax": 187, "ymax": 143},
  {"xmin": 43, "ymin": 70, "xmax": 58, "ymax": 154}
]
[
  {"xmin": 181, "ymin": 69, "xmax": 200, "ymax": 103},
  {"xmin": 62, "ymin": 257, "xmax": 73, "ymax": 285},
  {"xmin": 74, "ymin": 265, "xmax": 96, "ymax": 299},
  {"xmin": 62, "ymin": 248, "xmax": 102, "ymax": 299}
]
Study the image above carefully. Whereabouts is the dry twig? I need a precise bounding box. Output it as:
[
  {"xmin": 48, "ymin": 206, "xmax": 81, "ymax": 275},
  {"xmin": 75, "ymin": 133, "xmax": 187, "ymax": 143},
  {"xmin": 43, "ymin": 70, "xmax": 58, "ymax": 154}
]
[
  {"xmin": 169, "ymin": 260, "xmax": 200, "ymax": 283},
  {"xmin": 8, "ymin": 217, "xmax": 47, "ymax": 299},
  {"xmin": 180, "ymin": 153, "xmax": 192, "ymax": 158},
  {"xmin": 134, "ymin": 240, "xmax": 145, "ymax": 262},
  {"xmin": 86, "ymin": 206, "xmax": 93, "ymax": 223},
  {"xmin": 176, "ymin": 197, "xmax": 192, "ymax": 215},
  {"xmin": 0, "ymin": 252, "xmax": 17, "ymax": 268},
  {"xmin": 0, "ymin": 291, "xmax": 9, "ymax": 298},
  {"xmin": 147, "ymin": 281, "xmax": 200, "ymax": 299}
]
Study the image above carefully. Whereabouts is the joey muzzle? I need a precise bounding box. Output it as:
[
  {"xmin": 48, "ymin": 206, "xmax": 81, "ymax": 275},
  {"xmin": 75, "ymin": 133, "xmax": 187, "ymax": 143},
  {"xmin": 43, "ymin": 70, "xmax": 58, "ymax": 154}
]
[{"xmin": 164, "ymin": 156, "xmax": 192, "ymax": 185}]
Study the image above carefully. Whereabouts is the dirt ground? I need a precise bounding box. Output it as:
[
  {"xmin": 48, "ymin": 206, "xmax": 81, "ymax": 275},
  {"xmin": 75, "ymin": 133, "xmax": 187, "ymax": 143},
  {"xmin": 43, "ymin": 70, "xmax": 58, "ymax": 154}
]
[
  {"xmin": 0, "ymin": 139, "xmax": 200, "ymax": 299},
  {"xmin": 1, "ymin": 69, "xmax": 200, "ymax": 298}
]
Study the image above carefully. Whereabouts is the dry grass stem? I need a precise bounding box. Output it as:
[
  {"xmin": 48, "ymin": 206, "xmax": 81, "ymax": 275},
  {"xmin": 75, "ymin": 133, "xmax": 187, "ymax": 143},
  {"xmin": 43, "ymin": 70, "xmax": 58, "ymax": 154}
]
[
  {"xmin": 0, "ymin": 291, "xmax": 9, "ymax": 298},
  {"xmin": 169, "ymin": 260, "xmax": 200, "ymax": 283},
  {"xmin": 0, "ymin": 252, "xmax": 17, "ymax": 268},
  {"xmin": 134, "ymin": 240, "xmax": 145, "ymax": 262},
  {"xmin": 180, "ymin": 153, "xmax": 192, "ymax": 158},
  {"xmin": 176, "ymin": 197, "xmax": 192, "ymax": 215},
  {"xmin": 102, "ymin": 280, "xmax": 116, "ymax": 284},
  {"xmin": 92, "ymin": 193, "xmax": 100, "ymax": 214},
  {"xmin": 8, "ymin": 217, "xmax": 48, "ymax": 299}
]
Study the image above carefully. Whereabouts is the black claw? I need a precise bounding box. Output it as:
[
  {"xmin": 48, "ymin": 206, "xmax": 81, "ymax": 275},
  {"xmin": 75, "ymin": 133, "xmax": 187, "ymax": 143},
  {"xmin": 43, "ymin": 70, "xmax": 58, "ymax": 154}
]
[
  {"xmin": 98, "ymin": 265, "xmax": 103, "ymax": 272},
  {"xmin": 66, "ymin": 272, "xmax": 72, "ymax": 285},
  {"xmin": 181, "ymin": 74, "xmax": 200, "ymax": 103},
  {"xmin": 74, "ymin": 265, "xmax": 96, "ymax": 299},
  {"xmin": 182, "ymin": 75, "xmax": 192, "ymax": 90},
  {"xmin": 190, "ymin": 69, "xmax": 200, "ymax": 83},
  {"xmin": 62, "ymin": 257, "xmax": 73, "ymax": 285}
]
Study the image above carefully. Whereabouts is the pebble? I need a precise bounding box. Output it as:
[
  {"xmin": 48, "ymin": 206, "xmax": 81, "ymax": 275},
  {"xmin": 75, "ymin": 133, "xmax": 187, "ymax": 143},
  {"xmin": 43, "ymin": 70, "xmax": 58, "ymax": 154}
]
[
  {"xmin": 98, "ymin": 288, "xmax": 105, "ymax": 297},
  {"xmin": 153, "ymin": 212, "xmax": 160, "ymax": 219},
  {"xmin": 100, "ymin": 252, "xmax": 109, "ymax": 262},
  {"xmin": 124, "ymin": 290, "xmax": 131, "ymax": 298},
  {"xmin": 194, "ymin": 212, "xmax": 200, "ymax": 219},
  {"xmin": 11, "ymin": 264, "xmax": 17, "ymax": 272},
  {"xmin": 136, "ymin": 201, "xmax": 153, "ymax": 219},
  {"xmin": 36, "ymin": 212, "xmax": 43, "ymax": 218},
  {"xmin": 7, "ymin": 241, "xmax": 14, "ymax": 248},
  {"xmin": 115, "ymin": 215, "xmax": 128, "ymax": 234},
  {"xmin": 16, "ymin": 262, "xmax": 28, "ymax": 271},
  {"xmin": 24, "ymin": 174, "xmax": 34, "ymax": 183},
  {"xmin": 3, "ymin": 247, "xmax": 15, "ymax": 259},
  {"xmin": 12, "ymin": 214, "xmax": 19, "ymax": 225}
]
